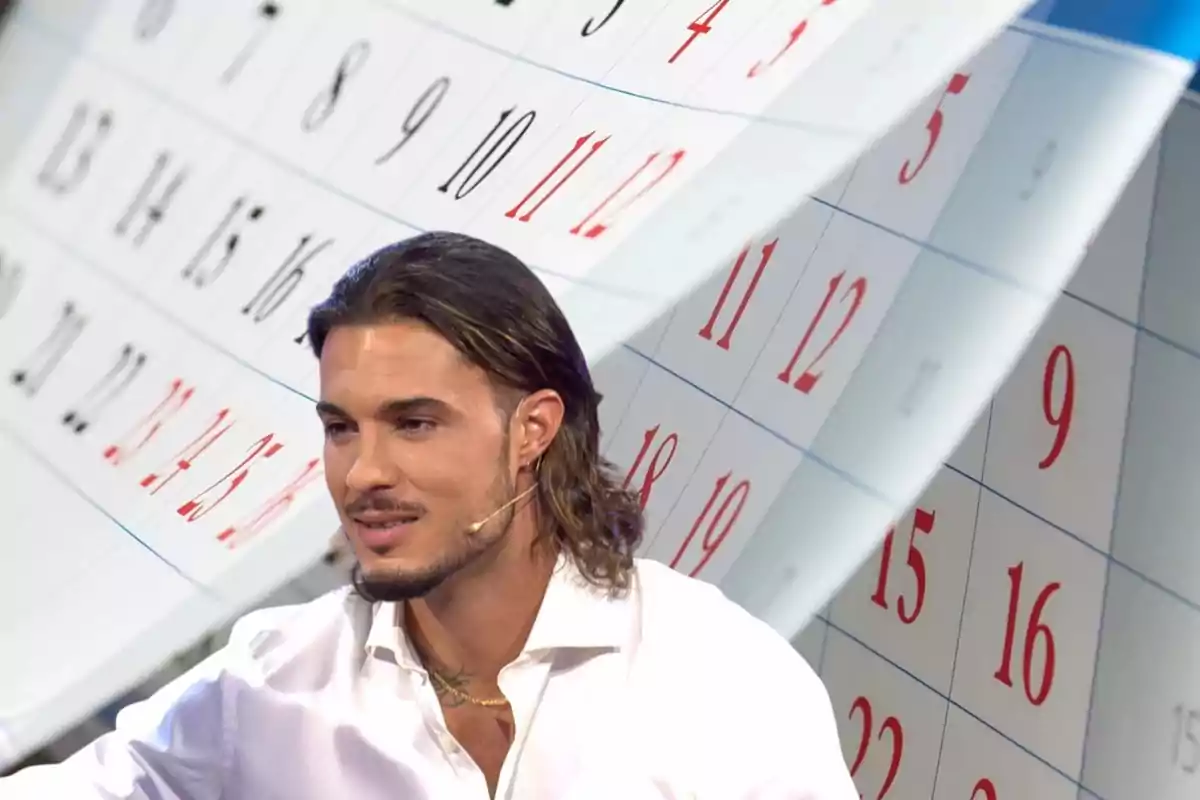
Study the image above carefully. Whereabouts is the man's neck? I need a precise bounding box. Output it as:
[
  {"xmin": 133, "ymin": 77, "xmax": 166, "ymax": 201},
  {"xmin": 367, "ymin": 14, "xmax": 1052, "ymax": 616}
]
[{"xmin": 405, "ymin": 522, "xmax": 557, "ymax": 684}]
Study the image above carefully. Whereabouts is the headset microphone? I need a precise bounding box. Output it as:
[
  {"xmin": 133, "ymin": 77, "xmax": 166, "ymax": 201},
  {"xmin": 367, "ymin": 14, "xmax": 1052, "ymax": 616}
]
[{"xmin": 465, "ymin": 483, "xmax": 538, "ymax": 534}]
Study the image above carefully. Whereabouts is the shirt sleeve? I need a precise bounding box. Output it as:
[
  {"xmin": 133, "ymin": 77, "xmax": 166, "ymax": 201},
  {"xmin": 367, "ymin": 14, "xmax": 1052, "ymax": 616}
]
[
  {"xmin": 0, "ymin": 634, "xmax": 240, "ymax": 800},
  {"xmin": 749, "ymin": 655, "xmax": 860, "ymax": 800}
]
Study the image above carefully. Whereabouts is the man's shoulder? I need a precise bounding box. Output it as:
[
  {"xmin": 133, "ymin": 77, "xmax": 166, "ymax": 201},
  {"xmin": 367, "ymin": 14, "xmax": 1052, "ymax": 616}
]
[
  {"xmin": 222, "ymin": 585, "xmax": 367, "ymax": 677},
  {"xmin": 632, "ymin": 559, "xmax": 817, "ymax": 681},
  {"xmin": 628, "ymin": 561, "xmax": 854, "ymax": 796}
]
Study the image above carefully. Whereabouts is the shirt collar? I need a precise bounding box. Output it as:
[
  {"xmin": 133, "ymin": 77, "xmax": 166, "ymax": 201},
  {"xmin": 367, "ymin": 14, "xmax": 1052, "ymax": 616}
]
[{"xmin": 363, "ymin": 554, "xmax": 636, "ymax": 667}]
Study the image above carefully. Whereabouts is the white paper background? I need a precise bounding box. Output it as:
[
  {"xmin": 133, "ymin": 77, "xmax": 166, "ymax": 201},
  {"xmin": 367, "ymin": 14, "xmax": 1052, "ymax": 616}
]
[{"xmin": 0, "ymin": 2, "xmax": 1195, "ymax": 795}]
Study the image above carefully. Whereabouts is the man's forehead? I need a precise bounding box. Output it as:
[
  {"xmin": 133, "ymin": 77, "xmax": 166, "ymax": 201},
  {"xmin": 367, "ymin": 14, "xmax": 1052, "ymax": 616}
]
[{"xmin": 318, "ymin": 322, "xmax": 482, "ymax": 397}]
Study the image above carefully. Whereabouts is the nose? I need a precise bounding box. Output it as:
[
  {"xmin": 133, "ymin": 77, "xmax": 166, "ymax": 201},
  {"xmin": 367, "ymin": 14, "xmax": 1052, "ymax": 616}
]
[{"xmin": 343, "ymin": 429, "xmax": 401, "ymax": 493}]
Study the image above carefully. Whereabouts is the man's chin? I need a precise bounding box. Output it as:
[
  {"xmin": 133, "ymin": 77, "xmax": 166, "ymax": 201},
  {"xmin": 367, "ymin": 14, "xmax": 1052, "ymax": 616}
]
[{"xmin": 353, "ymin": 558, "xmax": 455, "ymax": 602}]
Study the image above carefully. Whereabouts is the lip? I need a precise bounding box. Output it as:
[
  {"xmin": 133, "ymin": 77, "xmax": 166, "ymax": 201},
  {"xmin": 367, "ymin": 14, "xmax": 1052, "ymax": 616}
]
[{"xmin": 350, "ymin": 517, "xmax": 417, "ymax": 551}]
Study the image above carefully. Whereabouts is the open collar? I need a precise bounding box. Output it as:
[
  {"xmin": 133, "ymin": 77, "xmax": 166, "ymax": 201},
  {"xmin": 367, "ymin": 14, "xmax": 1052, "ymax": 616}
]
[{"xmin": 364, "ymin": 555, "xmax": 636, "ymax": 667}]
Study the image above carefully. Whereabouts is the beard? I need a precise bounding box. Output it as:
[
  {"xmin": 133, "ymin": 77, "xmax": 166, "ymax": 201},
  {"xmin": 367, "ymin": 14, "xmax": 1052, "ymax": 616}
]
[{"xmin": 350, "ymin": 472, "xmax": 518, "ymax": 603}]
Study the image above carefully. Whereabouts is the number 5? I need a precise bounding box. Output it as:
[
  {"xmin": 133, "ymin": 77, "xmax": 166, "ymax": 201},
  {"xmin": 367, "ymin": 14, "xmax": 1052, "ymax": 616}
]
[
  {"xmin": 870, "ymin": 507, "xmax": 935, "ymax": 624},
  {"xmin": 898, "ymin": 72, "xmax": 970, "ymax": 185}
]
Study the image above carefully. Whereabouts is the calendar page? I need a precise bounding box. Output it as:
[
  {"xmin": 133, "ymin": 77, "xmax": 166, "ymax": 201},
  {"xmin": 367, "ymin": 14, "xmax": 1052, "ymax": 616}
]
[
  {"xmin": 0, "ymin": 0, "xmax": 1196, "ymax": 784},
  {"xmin": 790, "ymin": 75, "xmax": 1200, "ymax": 800}
]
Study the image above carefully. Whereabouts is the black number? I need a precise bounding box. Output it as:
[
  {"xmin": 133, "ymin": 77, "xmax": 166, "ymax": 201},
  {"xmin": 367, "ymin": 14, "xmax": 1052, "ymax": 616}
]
[
  {"xmin": 182, "ymin": 197, "xmax": 266, "ymax": 287},
  {"xmin": 11, "ymin": 301, "xmax": 87, "ymax": 396},
  {"xmin": 37, "ymin": 103, "xmax": 113, "ymax": 195},
  {"xmin": 242, "ymin": 234, "xmax": 334, "ymax": 322},
  {"xmin": 303, "ymin": 40, "xmax": 371, "ymax": 132},
  {"xmin": 62, "ymin": 343, "xmax": 148, "ymax": 434},
  {"xmin": 134, "ymin": 0, "xmax": 175, "ymax": 40},
  {"xmin": 495, "ymin": 0, "xmax": 514, "ymax": 5},
  {"xmin": 0, "ymin": 252, "xmax": 24, "ymax": 320},
  {"xmin": 375, "ymin": 77, "xmax": 450, "ymax": 165},
  {"xmin": 582, "ymin": 0, "xmax": 625, "ymax": 36},
  {"xmin": 438, "ymin": 106, "xmax": 535, "ymax": 200},
  {"xmin": 114, "ymin": 151, "xmax": 187, "ymax": 247},
  {"xmin": 221, "ymin": 1, "xmax": 281, "ymax": 85},
  {"xmin": 1173, "ymin": 704, "xmax": 1200, "ymax": 775}
]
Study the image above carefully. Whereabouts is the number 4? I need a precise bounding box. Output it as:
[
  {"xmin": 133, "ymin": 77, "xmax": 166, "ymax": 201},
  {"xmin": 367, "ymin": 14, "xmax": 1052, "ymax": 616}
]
[
  {"xmin": 870, "ymin": 507, "xmax": 934, "ymax": 624},
  {"xmin": 668, "ymin": 0, "xmax": 730, "ymax": 63}
]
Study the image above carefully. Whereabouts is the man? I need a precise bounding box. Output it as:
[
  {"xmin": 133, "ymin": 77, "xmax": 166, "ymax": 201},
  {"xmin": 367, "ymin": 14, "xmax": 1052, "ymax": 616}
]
[{"xmin": 1, "ymin": 232, "xmax": 857, "ymax": 798}]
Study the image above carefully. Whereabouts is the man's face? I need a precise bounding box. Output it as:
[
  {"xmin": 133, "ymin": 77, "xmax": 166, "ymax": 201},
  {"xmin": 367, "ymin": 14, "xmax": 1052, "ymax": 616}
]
[{"xmin": 317, "ymin": 320, "xmax": 517, "ymax": 599}]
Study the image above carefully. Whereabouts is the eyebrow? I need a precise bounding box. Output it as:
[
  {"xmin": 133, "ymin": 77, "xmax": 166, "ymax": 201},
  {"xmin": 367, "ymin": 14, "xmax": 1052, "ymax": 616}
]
[{"xmin": 315, "ymin": 397, "xmax": 454, "ymax": 419}]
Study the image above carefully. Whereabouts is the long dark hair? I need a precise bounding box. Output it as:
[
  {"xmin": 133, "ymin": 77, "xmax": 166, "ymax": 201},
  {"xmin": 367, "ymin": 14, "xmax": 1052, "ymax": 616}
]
[{"xmin": 307, "ymin": 231, "xmax": 643, "ymax": 594}]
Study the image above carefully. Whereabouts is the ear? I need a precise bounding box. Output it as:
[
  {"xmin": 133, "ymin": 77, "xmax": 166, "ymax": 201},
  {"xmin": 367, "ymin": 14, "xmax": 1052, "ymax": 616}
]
[{"xmin": 512, "ymin": 389, "xmax": 564, "ymax": 470}]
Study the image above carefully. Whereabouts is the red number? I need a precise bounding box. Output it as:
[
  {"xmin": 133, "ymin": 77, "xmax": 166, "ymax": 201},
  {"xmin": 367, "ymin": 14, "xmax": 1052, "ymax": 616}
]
[
  {"xmin": 698, "ymin": 238, "xmax": 777, "ymax": 349},
  {"xmin": 103, "ymin": 378, "xmax": 194, "ymax": 465},
  {"xmin": 570, "ymin": 148, "xmax": 685, "ymax": 239},
  {"xmin": 870, "ymin": 507, "xmax": 935, "ymax": 624},
  {"xmin": 669, "ymin": 471, "xmax": 750, "ymax": 577},
  {"xmin": 898, "ymin": 72, "xmax": 970, "ymax": 185},
  {"xmin": 622, "ymin": 424, "xmax": 678, "ymax": 509},
  {"xmin": 777, "ymin": 271, "xmax": 865, "ymax": 393},
  {"xmin": 848, "ymin": 695, "xmax": 904, "ymax": 800},
  {"xmin": 1038, "ymin": 344, "xmax": 1074, "ymax": 470},
  {"xmin": 971, "ymin": 778, "xmax": 998, "ymax": 800},
  {"xmin": 668, "ymin": 0, "xmax": 730, "ymax": 63},
  {"xmin": 176, "ymin": 432, "xmax": 283, "ymax": 522},
  {"xmin": 139, "ymin": 408, "xmax": 233, "ymax": 494},
  {"xmin": 994, "ymin": 561, "xmax": 1059, "ymax": 706},
  {"xmin": 217, "ymin": 457, "xmax": 323, "ymax": 546},
  {"xmin": 504, "ymin": 130, "xmax": 609, "ymax": 223},
  {"xmin": 747, "ymin": 0, "xmax": 838, "ymax": 78}
]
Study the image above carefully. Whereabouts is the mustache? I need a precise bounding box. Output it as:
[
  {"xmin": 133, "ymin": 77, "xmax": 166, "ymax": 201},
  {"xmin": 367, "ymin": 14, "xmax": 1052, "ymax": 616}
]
[{"xmin": 344, "ymin": 492, "xmax": 427, "ymax": 517}]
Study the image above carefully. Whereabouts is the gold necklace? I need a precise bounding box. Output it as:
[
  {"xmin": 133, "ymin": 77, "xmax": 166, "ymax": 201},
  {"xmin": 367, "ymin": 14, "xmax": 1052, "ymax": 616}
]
[{"xmin": 429, "ymin": 668, "xmax": 511, "ymax": 708}]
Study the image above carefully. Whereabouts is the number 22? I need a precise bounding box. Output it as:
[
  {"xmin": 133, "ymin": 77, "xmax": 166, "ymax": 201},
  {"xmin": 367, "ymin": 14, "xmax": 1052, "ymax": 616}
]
[{"xmin": 848, "ymin": 695, "xmax": 903, "ymax": 800}]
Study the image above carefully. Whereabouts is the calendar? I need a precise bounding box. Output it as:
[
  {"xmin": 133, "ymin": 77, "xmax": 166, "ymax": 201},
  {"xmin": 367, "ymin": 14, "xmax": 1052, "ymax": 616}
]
[
  {"xmin": 787, "ymin": 78, "xmax": 1200, "ymax": 800},
  {"xmin": 0, "ymin": 1, "xmax": 1196, "ymax": 793}
]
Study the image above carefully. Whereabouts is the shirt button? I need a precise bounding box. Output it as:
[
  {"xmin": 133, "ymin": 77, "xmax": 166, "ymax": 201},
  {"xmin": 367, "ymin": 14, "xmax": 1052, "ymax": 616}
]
[{"xmin": 439, "ymin": 732, "xmax": 457, "ymax": 752}]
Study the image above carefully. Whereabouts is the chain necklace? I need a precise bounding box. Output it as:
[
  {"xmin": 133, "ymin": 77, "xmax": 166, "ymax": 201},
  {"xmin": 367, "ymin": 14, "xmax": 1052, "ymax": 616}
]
[{"xmin": 429, "ymin": 668, "xmax": 511, "ymax": 708}]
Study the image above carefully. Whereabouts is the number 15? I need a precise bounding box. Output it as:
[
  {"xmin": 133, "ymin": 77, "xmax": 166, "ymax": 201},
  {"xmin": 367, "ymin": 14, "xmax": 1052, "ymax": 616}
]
[{"xmin": 870, "ymin": 507, "xmax": 935, "ymax": 624}]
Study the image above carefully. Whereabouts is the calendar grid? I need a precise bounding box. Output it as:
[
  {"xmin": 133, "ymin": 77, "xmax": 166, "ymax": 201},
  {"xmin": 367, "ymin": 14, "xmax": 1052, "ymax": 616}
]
[
  {"xmin": 24, "ymin": 4, "xmax": 1191, "ymax": 396},
  {"xmin": 13, "ymin": 121, "xmax": 1200, "ymax": 619},
  {"xmin": 1073, "ymin": 116, "xmax": 1170, "ymax": 798},
  {"xmin": 18, "ymin": 0, "xmax": 1161, "ymax": 142},
  {"xmin": 817, "ymin": 612, "xmax": 1111, "ymax": 799},
  {"xmin": 0, "ymin": 203, "xmax": 315, "ymax": 406},
  {"xmin": 19, "ymin": 162, "xmax": 1200, "ymax": 641},
  {"xmin": 8, "ymin": 15, "xmax": 658, "ymax": 304},
  {"xmin": 929, "ymin": 401, "xmax": 996, "ymax": 798},
  {"xmin": 815, "ymin": 610, "xmax": 832, "ymax": 675},
  {"xmin": 365, "ymin": 0, "xmax": 862, "ymax": 138},
  {"xmin": 12, "ymin": 31, "xmax": 1200, "ymax": 618},
  {"xmin": 11, "ymin": 8, "xmax": 1164, "ymax": 319},
  {"xmin": 3, "ymin": 5, "xmax": 1196, "ymax": 790},
  {"xmin": 0, "ymin": 415, "xmax": 205, "ymax": 588}
]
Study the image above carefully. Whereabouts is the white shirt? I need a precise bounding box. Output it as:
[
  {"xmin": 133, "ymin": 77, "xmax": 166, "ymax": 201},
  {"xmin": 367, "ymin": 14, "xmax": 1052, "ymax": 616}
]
[{"xmin": 1, "ymin": 557, "xmax": 856, "ymax": 799}]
